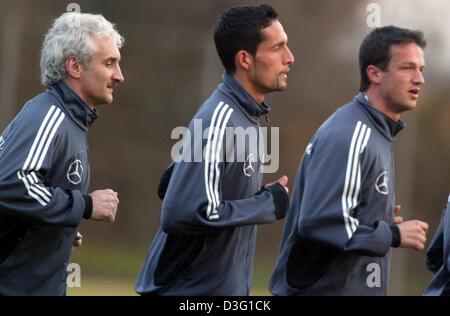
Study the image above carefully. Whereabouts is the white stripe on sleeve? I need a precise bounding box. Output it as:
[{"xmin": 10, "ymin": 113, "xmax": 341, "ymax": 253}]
[
  {"xmin": 341, "ymin": 121, "xmax": 371, "ymax": 238},
  {"xmin": 204, "ymin": 102, "xmax": 233, "ymax": 220},
  {"xmin": 18, "ymin": 106, "xmax": 65, "ymax": 206}
]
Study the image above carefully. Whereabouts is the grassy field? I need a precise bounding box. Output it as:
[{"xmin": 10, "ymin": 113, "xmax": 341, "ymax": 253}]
[
  {"xmin": 67, "ymin": 244, "xmax": 272, "ymax": 296},
  {"xmin": 67, "ymin": 276, "xmax": 270, "ymax": 296},
  {"xmin": 67, "ymin": 244, "xmax": 431, "ymax": 296},
  {"xmin": 68, "ymin": 276, "xmax": 136, "ymax": 296}
]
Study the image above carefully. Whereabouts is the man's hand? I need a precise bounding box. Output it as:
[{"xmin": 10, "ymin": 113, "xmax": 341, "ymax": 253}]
[
  {"xmin": 394, "ymin": 205, "xmax": 403, "ymax": 224},
  {"xmin": 398, "ymin": 220, "xmax": 429, "ymax": 251},
  {"xmin": 89, "ymin": 189, "xmax": 119, "ymax": 222},
  {"xmin": 265, "ymin": 175, "xmax": 289, "ymax": 194},
  {"xmin": 73, "ymin": 231, "xmax": 83, "ymax": 249}
]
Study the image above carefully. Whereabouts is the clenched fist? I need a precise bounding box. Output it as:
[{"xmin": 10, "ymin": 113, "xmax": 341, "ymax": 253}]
[
  {"xmin": 89, "ymin": 189, "xmax": 119, "ymax": 222},
  {"xmin": 398, "ymin": 220, "xmax": 429, "ymax": 251}
]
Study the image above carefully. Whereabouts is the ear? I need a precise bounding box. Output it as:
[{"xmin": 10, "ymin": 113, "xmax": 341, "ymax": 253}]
[
  {"xmin": 366, "ymin": 65, "xmax": 383, "ymax": 85},
  {"xmin": 65, "ymin": 56, "xmax": 82, "ymax": 79},
  {"xmin": 235, "ymin": 50, "xmax": 253, "ymax": 72}
]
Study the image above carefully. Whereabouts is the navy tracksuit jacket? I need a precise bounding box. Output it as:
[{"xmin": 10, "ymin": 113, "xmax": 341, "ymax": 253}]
[
  {"xmin": 0, "ymin": 81, "xmax": 95, "ymax": 295},
  {"xmin": 270, "ymin": 93, "xmax": 403, "ymax": 296},
  {"xmin": 424, "ymin": 198, "xmax": 450, "ymax": 296},
  {"xmin": 136, "ymin": 73, "xmax": 288, "ymax": 296}
]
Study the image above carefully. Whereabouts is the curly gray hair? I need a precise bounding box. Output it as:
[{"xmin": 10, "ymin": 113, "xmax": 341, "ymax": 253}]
[{"xmin": 40, "ymin": 12, "xmax": 124, "ymax": 85}]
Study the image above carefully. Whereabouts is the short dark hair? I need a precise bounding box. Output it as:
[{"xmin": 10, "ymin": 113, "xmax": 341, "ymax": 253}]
[
  {"xmin": 359, "ymin": 26, "xmax": 426, "ymax": 92},
  {"xmin": 214, "ymin": 4, "xmax": 278, "ymax": 74}
]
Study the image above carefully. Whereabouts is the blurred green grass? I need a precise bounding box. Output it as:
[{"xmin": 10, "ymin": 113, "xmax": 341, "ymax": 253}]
[
  {"xmin": 67, "ymin": 276, "xmax": 136, "ymax": 296},
  {"xmin": 67, "ymin": 244, "xmax": 431, "ymax": 296},
  {"xmin": 67, "ymin": 244, "xmax": 272, "ymax": 296},
  {"xmin": 68, "ymin": 244, "xmax": 140, "ymax": 296}
]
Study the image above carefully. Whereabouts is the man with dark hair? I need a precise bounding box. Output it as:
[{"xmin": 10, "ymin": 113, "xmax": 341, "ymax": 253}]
[
  {"xmin": 359, "ymin": 26, "xmax": 427, "ymax": 92},
  {"xmin": 270, "ymin": 26, "xmax": 428, "ymax": 296},
  {"xmin": 136, "ymin": 4, "xmax": 294, "ymax": 296}
]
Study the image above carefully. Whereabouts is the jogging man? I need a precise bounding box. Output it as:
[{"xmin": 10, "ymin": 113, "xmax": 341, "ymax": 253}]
[
  {"xmin": 270, "ymin": 26, "xmax": 428, "ymax": 296},
  {"xmin": 136, "ymin": 4, "xmax": 294, "ymax": 296},
  {"xmin": 0, "ymin": 12, "xmax": 124, "ymax": 295}
]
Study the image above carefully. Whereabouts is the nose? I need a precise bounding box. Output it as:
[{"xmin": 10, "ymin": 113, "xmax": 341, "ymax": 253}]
[
  {"xmin": 285, "ymin": 46, "xmax": 294, "ymax": 65},
  {"xmin": 113, "ymin": 65, "xmax": 125, "ymax": 83},
  {"xmin": 414, "ymin": 69, "xmax": 425, "ymax": 86}
]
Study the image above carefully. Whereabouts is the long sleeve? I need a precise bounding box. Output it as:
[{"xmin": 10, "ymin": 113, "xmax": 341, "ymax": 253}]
[
  {"xmin": 0, "ymin": 105, "xmax": 86, "ymax": 227},
  {"xmin": 426, "ymin": 203, "xmax": 447, "ymax": 273},
  {"xmin": 161, "ymin": 103, "xmax": 287, "ymax": 235},
  {"xmin": 297, "ymin": 120, "xmax": 393, "ymax": 257}
]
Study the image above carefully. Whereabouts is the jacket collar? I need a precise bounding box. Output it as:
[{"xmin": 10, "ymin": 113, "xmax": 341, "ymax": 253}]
[
  {"xmin": 47, "ymin": 81, "xmax": 98, "ymax": 131},
  {"xmin": 218, "ymin": 72, "xmax": 270, "ymax": 120},
  {"xmin": 355, "ymin": 92, "xmax": 405, "ymax": 141}
]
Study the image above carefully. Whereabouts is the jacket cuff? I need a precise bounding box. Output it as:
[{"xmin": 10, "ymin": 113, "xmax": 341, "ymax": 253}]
[
  {"xmin": 158, "ymin": 163, "xmax": 175, "ymax": 200},
  {"xmin": 265, "ymin": 183, "xmax": 289, "ymax": 220},
  {"xmin": 82, "ymin": 194, "xmax": 93, "ymax": 219},
  {"xmin": 390, "ymin": 225, "xmax": 401, "ymax": 248}
]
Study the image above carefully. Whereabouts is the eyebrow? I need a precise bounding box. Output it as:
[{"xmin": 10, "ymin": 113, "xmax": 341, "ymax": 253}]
[
  {"xmin": 105, "ymin": 56, "xmax": 120, "ymax": 62},
  {"xmin": 399, "ymin": 61, "xmax": 424, "ymax": 67},
  {"xmin": 271, "ymin": 38, "xmax": 288, "ymax": 48}
]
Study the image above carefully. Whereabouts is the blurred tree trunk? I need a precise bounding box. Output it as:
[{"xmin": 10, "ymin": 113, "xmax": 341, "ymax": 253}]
[
  {"xmin": 390, "ymin": 113, "xmax": 419, "ymax": 295},
  {"xmin": 0, "ymin": 2, "xmax": 24, "ymax": 130}
]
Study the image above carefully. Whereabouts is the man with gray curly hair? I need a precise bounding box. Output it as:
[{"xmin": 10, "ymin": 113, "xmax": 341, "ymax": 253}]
[{"xmin": 0, "ymin": 12, "xmax": 124, "ymax": 295}]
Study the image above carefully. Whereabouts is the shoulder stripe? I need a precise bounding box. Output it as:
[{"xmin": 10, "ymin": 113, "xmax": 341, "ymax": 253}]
[
  {"xmin": 211, "ymin": 107, "xmax": 233, "ymax": 218},
  {"xmin": 22, "ymin": 105, "xmax": 57, "ymax": 171},
  {"xmin": 18, "ymin": 105, "xmax": 65, "ymax": 206},
  {"xmin": 36, "ymin": 110, "xmax": 65, "ymax": 170},
  {"xmin": 341, "ymin": 121, "xmax": 371, "ymax": 238},
  {"xmin": 204, "ymin": 101, "xmax": 233, "ymax": 220},
  {"xmin": 204, "ymin": 102, "xmax": 225, "ymax": 219},
  {"xmin": 207, "ymin": 103, "xmax": 231, "ymax": 219},
  {"xmin": 207, "ymin": 104, "xmax": 230, "ymax": 216}
]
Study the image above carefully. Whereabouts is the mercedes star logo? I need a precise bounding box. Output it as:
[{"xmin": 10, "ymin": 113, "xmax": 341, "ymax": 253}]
[
  {"xmin": 243, "ymin": 154, "xmax": 255, "ymax": 177},
  {"xmin": 375, "ymin": 171, "xmax": 389, "ymax": 195},
  {"xmin": 67, "ymin": 159, "xmax": 83, "ymax": 185}
]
